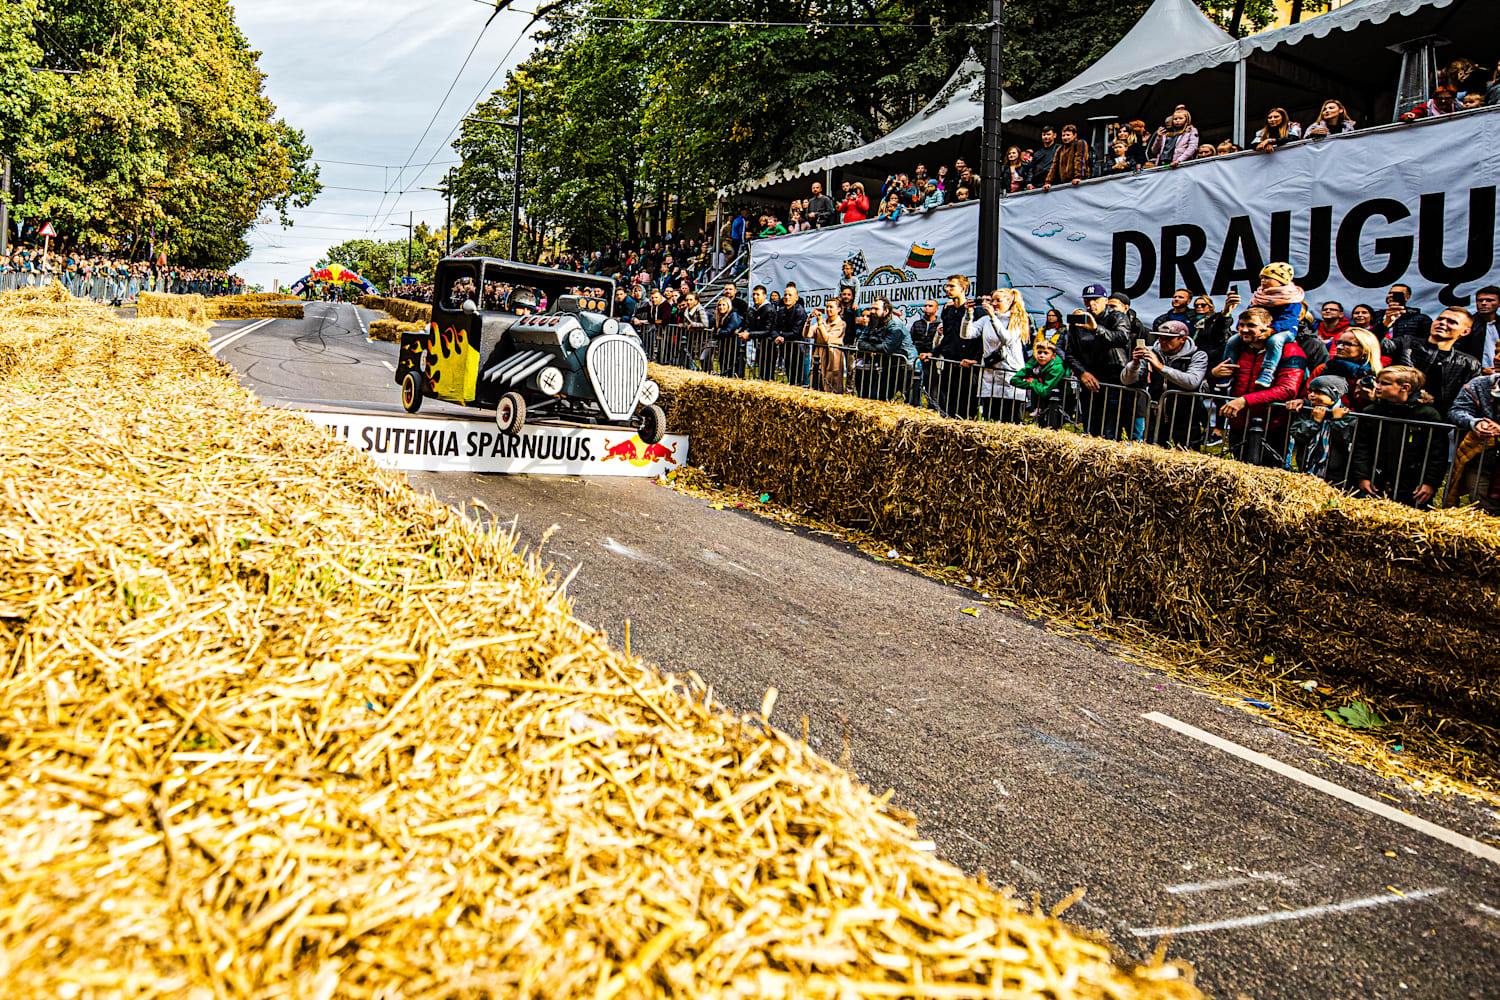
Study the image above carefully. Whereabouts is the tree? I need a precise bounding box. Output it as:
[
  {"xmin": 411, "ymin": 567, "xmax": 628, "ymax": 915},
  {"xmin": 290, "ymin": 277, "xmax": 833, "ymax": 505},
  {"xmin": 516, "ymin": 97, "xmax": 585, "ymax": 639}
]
[{"xmin": 6, "ymin": 0, "xmax": 320, "ymax": 269}]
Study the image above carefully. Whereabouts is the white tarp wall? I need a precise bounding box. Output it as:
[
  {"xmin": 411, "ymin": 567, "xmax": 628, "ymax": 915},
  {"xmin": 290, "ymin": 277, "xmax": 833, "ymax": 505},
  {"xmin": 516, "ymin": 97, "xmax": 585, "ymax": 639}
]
[
  {"xmin": 748, "ymin": 202, "xmax": 979, "ymax": 322},
  {"xmin": 755, "ymin": 111, "xmax": 1497, "ymax": 326},
  {"xmin": 997, "ymin": 111, "xmax": 1498, "ymax": 322}
]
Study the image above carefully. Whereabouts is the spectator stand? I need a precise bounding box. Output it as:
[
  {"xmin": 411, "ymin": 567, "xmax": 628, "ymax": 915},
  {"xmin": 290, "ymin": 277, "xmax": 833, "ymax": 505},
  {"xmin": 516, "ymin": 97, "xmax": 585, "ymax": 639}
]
[{"xmin": 725, "ymin": 0, "xmax": 1499, "ymax": 219}]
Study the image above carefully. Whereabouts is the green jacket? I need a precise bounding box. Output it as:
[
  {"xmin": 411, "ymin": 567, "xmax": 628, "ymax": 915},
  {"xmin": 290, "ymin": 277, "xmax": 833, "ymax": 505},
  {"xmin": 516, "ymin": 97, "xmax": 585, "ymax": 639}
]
[
  {"xmin": 1011, "ymin": 356, "xmax": 1066, "ymax": 401},
  {"xmin": 758, "ymin": 223, "xmax": 787, "ymax": 238}
]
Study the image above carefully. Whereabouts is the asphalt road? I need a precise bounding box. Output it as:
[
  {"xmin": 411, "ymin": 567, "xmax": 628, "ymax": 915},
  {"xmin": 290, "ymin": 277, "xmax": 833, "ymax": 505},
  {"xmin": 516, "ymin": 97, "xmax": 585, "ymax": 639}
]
[{"xmin": 216, "ymin": 302, "xmax": 1500, "ymax": 1000}]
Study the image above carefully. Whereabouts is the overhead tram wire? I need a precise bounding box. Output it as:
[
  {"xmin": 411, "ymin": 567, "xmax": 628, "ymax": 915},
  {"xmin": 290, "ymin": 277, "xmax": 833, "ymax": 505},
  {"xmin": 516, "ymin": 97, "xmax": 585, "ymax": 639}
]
[
  {"xmin": 364, "ymin": 5, "xmax": 510, "ymax": 235},
  {"xmin": 464, "ymin": 0, "xmax": 990, "ymax": 29},
  {"xmin": 372, "ymin": 17, "xmax": 536, "ymax": 235}
]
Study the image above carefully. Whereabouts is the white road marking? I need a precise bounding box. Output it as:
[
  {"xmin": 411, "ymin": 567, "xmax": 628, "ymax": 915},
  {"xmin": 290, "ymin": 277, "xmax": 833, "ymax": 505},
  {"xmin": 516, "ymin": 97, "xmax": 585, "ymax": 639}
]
[
  {"xmin": 380, "ymin": 360, "xmax": 395, "ymax": 372},
  {"xmin": 1130, "ymin": 888, "xmax": 1447, "ymax": 937},
  {"xmin": 1477, "ymin": 902, "xmax": 1500, "ymax": 918},
  {"xmin": 208, "ymin": 317, "xmax": 276, "ymax": 354},
  {"xmin": 1143, "ymin": 712, "xmax": 1500, "ymax": 868},
  {"xmin": 1166, "ymin": 872, "xmax": 1299, "ymax": 894}
]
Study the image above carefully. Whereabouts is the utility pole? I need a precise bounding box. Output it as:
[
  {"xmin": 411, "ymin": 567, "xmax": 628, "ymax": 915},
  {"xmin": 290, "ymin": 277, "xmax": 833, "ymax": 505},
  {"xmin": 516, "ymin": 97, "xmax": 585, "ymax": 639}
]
[
  {"xmin": 511, "ymin": 86, "xmax": 524, "ymax": 260},
  {"xmin": 976, "ymin": 0, "xmax": 1004, "ymax": 296},
  {"xmin": 0, "ymin": 157, "xmax": 9, "ymax": 260}
]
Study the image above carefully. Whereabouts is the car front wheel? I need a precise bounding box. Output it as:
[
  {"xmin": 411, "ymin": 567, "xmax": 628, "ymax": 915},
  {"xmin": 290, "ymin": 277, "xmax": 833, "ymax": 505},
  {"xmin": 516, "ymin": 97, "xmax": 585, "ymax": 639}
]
[
  {"xmin": 401, "ymin": 371, "xmax": 424, "ymax": 413},
  {"xmin": 496, "ymin": 392, "xmax": 527, "ymax": 435},
  {"xmin": 637, "ymin": 403, "xmax": 666, "ymax": 445}
]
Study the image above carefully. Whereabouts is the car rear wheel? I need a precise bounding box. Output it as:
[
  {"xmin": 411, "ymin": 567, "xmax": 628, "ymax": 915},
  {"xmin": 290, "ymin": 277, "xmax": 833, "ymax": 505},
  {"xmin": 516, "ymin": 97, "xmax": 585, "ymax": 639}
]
[
  {"xmin": 496, "ymin": 392, "xmax": 527, "ymax": 435},
  {"xmin": 637, "ymin": 403, "xmax": 666, "ymax": 445},
  {"xmin": 401, "ymin": 371, "xmax": 424, "ymax": 413}
]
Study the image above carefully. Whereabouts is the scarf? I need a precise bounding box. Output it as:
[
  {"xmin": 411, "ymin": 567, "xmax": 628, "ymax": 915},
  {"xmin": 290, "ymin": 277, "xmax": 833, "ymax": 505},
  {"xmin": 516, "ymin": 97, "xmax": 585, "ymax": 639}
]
[{"xmin": 1251, "ymin": 283, "xmax": 1306, "ymax": 308}]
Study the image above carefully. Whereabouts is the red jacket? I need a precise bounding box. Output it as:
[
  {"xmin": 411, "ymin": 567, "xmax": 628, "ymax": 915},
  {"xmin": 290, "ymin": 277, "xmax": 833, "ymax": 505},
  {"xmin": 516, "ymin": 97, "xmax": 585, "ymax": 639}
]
[
  {"xmin": 839, "ymin": 194, "xmax": 869, "ymax": 223},
  {"xmin": 1225, "ymin": 340, "xmax": 1307, "ymax": 432}
]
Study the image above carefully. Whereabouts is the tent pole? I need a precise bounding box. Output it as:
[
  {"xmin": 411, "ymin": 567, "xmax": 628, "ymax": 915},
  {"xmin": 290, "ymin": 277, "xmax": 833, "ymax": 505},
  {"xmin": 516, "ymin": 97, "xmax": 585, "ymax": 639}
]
[
  {"xmin": 976, "ymin": 0, "xmax": 1004, "ymax": 296},
  {"xmin": 1232, "ymin": 54, "xmax": 1247, "ymax": 148}
]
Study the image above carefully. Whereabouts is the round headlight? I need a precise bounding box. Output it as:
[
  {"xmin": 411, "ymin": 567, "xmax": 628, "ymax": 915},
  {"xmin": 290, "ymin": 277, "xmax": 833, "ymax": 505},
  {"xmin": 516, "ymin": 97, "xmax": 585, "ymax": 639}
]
[
  {"xmin": 567, "ymin": 327, "xmax": 589, "ymax": 350},
  {"xmin": 536, "ymin": 366, "xmax": 564, "ymax": 395},
  {"xmin": 602, "ymin": 318, "xmax": 620, "ymax": 336},
  {"xmin": 639, "ymin": 379, "xmax": 660, "ymax": 406}
]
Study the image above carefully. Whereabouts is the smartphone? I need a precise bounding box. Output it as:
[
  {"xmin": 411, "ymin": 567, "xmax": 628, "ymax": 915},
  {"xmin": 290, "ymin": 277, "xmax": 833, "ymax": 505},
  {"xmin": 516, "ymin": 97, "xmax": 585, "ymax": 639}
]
[
  {"xmin": 1230, "ymin": 285, "xmax": 1240, "ymax": 297},
  {"xmin": 1067, "ymin": 314, "xmax": 1089, "ymax": 330},
  {"xmin": 1391, "ymin": 290, "xmax": 1407, "ymax": 305},
  {"xmin": 1134, "ymin": 338, "xmax": 1148, "ymax": 354}
]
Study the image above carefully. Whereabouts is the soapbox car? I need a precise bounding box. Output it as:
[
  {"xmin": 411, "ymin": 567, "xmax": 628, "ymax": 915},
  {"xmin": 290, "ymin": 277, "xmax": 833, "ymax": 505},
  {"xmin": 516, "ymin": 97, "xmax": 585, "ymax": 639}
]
[{"xmin": 394, "ymin": 257, "xmax": 665, "ymax": 442}]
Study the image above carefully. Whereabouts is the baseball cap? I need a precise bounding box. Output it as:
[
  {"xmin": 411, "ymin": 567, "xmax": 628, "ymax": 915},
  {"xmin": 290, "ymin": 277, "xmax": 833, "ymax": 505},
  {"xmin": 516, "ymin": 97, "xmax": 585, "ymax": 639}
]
[
  {"xmin": 1082, "ymin": 283, "xmax": 1107, "ymax": 299},
  {"xmin": 1110, "ymin": 292, "xmax": 1132, "ymax": 307},
  {"xmin": 1154, "ymin": 320, "xmax": 1190, "ymax": 338}
]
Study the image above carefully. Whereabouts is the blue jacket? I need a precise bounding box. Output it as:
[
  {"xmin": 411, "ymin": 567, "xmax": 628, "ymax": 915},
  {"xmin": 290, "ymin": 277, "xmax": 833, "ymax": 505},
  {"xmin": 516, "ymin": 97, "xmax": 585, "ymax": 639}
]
[{"xmin": 856, "ymin": 317, "xmax": 918, "ymax": 364}]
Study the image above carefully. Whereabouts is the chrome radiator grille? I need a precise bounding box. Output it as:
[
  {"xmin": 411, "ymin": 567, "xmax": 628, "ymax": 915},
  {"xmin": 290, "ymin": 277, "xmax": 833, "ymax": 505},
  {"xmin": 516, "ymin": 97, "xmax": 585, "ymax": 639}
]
[{"xmin": 585, "ymin": 335, "xmax": 648, "ymax": 421}]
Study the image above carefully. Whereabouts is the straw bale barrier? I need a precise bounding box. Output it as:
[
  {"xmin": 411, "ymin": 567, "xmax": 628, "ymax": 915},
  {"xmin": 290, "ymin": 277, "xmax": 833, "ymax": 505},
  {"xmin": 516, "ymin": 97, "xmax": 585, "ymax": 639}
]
[
  {"xmin": 136, "ymin": 290, "xmax": 209, "ymax": 324},
  {"xmin": 369, "ymin": 317, "xmax": 426, "ymax": 342},
  {"xmin": 137, "ymin": 291, "xmax": 303, "ymax": 323},
  {"xmin": 360, "ymin": 293, "xmax": 430, "ymax": 325},
  {"xmin": 0, "ymin": 284, "xmax": 1199, "ymax": 999},
  {"xmin": 652, "ymin": 367, "xmax": 1500, "ymax": 739}
]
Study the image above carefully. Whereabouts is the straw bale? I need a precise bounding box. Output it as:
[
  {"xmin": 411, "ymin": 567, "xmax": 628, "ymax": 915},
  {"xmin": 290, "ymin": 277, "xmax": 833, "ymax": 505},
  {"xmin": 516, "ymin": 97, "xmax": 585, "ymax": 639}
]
[
  {"xmin": 360, "ymin": 294, "xmax": 430, "ymax": 325},
  {"xmin": 0, "ymin": 287, "xmax": 1200, "ymax": 999},
  {"xmin": 652, "ymin": 366, "xmax": 1500, "ymax": 745},
  {"xmin": 137, "ymin": 291, "xmax": 209, "ymax": 325},
  {"xmin": 369, "ymin": 318, "xmax": 426, "ymax": 342},
  {"xmin": 203, "ymin": 295, "xmax": 305, "ymax": 321}
]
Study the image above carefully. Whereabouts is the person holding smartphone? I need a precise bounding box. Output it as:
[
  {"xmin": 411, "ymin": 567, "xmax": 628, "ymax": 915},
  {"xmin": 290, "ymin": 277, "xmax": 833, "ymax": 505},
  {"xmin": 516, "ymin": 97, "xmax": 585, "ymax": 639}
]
[{"xmin": 1063, "ymin": 283, "xmax": 1132, "ymax": 439}]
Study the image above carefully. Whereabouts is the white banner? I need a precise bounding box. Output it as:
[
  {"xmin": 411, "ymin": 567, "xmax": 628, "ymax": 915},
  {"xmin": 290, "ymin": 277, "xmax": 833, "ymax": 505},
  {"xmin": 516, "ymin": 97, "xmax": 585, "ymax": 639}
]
[
  {"xmin": 300, "ymin": 411, "xmax": 688, "ymax": 476},
  {"xmin": 749, "ymin": 202, "xmax": 979, "ymax": 323},
  {"xmin": 997, "ymin": 111, "xmax": 1499, "ymax": 323}
]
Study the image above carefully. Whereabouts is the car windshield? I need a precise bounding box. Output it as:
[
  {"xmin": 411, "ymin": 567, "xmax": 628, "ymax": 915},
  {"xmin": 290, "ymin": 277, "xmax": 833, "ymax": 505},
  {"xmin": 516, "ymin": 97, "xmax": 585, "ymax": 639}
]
[{"xmin": 441, "ymin": 267, "xmax": 478, "ymax": 311}]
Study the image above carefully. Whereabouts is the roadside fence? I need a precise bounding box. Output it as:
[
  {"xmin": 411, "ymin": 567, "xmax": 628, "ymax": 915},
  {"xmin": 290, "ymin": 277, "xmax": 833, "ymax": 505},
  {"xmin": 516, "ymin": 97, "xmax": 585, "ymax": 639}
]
[
  {"xmin": 639, "ymin": 321, "xmax": 1484, "ymax": 511},
  {"xmin": 1, "ymin": 271, "xmax": 243, "ymax": 301}
]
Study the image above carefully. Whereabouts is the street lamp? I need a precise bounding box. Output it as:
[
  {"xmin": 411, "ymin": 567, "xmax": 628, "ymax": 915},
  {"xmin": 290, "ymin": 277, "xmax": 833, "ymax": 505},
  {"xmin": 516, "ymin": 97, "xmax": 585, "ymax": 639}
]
[
  {"xmin": 420, "ymin": 168, "xmax": 455, "ymax": 257},
  {"xmin": 466, "ymin": 85, "xmax": 525, "ymax": 261},
  {"xmin": 390, "ymin": 212, "xmax": 414, "ymax": 286}
]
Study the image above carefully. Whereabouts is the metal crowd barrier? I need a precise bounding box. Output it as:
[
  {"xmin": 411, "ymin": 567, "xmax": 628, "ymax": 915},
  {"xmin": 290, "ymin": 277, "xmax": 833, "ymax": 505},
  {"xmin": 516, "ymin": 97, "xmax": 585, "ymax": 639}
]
[
  {"xmin": 638, "ymin": 321, "xmax": 1485, "ymax": 511},
  {"xmin": 0, "ymin": 272, "xmax": 241, "ymax": 301}
]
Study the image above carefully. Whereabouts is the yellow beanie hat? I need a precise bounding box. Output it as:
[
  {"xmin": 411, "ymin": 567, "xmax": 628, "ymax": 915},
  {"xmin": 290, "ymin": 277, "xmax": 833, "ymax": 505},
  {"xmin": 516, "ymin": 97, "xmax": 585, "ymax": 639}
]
[{"xmin": 1261, "ymin": 261, "xmax": 1295, "ymax": 285}]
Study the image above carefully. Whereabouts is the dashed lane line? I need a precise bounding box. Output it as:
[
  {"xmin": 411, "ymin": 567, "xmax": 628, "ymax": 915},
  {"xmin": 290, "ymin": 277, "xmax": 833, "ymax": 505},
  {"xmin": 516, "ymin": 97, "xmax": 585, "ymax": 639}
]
[
  {"xmin": 208, "ymin": 317, "xmax": 276, "ymax": 354},
  {"xmin": 1130, "ymin": 888, "xmax": 1447, "ymax": 937}
]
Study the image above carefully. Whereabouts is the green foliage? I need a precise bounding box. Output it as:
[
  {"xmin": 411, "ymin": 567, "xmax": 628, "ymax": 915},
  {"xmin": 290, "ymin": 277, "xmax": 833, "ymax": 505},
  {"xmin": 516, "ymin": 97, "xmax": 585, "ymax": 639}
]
[
  {"xmin": 444, "ymin": 0, "xmax": 1316, "ymax": 256},
  {"xmin": 5, "ymin": 0, "xmax": 320, "ymax": 270}
]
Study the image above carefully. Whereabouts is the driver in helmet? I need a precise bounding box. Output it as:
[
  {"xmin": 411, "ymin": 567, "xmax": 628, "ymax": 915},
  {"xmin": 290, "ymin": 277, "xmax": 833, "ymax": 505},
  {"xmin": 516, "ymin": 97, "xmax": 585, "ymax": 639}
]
[{"xmin": 508, "ymin": 286, "xmax": 539, "ymax": 316}]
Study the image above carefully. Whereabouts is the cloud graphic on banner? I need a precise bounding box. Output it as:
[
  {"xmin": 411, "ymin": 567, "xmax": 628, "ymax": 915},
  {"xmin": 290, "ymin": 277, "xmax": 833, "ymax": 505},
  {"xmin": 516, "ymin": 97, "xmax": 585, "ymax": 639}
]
[
  {"xmin": 1067, "ymin": 232, "xmax": 1086, "ymax": 242},
  {"xmin": 1032, "ymin": 222, "xmax": 1064, "ymax": 237}
]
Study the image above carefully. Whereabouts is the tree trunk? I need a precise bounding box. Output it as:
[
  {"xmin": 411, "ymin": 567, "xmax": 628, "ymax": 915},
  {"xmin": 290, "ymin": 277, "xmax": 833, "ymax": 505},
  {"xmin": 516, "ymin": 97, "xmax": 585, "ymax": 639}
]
[
  {"xmin": 1229, "ymin": 0, "xmax": 1246, "ymax": 35},
  {"xmin": 1289, "ymin": 0, "xmax": 1304, "ymax": 24}
]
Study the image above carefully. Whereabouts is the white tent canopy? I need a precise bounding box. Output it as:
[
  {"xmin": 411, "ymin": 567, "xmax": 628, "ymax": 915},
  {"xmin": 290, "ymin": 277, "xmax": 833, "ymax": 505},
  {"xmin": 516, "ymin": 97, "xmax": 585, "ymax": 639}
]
[
  {"xmin": 729, "ymin": 54, "xmax": 1014, "ymax": 195},
  {"xmin": 734, "ymin": 0, "xmax": 1482, "ymax": 196},
  {"xmin": 815, "ymin": 54, "xmax": 1014, "ymax": 173},
  {"xmin": 1004, "ymin": 0, "xmax": 1234, "ymax": 123}
]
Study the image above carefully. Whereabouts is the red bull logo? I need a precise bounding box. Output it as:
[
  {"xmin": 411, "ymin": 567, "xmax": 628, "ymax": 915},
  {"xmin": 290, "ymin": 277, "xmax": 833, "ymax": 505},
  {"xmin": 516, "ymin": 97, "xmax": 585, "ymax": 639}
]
[
  {"xmin": 603, "ymin": 438, "xmax": 639, "ymax": 462},
  {"xmin": 602, "ymin": 436, "xmax": 681, "ymax": 468}
]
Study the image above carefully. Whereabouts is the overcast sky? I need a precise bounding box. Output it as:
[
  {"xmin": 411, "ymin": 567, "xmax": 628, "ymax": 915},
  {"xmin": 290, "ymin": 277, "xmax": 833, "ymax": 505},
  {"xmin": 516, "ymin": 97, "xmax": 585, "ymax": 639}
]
[{"xmin": 235, "ymin": 0, "xmax": 537, "ymax": 290}]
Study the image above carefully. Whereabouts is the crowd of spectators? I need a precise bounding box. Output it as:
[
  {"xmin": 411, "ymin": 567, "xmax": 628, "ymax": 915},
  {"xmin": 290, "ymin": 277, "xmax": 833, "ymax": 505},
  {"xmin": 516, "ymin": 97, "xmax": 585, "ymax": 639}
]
[
  {"xmin": 635, "ymin": 264, "xmax": 1500, "ymax": 515},
  {"xmin": 1, "ymin": 242, "xmax": 246, "ymax": 300},
  {"xmin": 733, "ymin": 57, "xmax": 1498, "ymax": 238}
]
